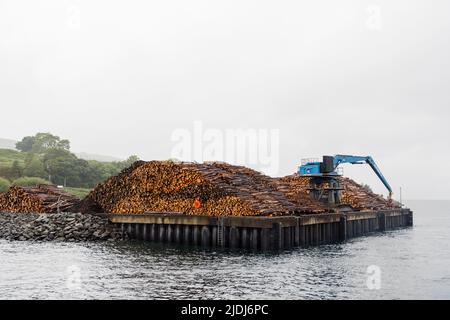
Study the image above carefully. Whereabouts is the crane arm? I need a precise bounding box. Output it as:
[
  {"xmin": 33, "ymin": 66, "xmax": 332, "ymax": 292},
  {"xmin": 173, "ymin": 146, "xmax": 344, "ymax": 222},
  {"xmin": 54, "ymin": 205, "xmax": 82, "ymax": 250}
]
[{"xmin": 333, "ymin": 155, "xmax": 393, "ymax": 198}]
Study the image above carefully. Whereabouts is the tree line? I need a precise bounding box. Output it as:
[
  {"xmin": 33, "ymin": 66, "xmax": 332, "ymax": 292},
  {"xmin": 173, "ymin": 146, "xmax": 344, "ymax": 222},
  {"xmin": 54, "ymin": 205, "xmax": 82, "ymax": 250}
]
[{"xmin": 0, "ymin": 133, "xmax": 139, "ymax": 190}]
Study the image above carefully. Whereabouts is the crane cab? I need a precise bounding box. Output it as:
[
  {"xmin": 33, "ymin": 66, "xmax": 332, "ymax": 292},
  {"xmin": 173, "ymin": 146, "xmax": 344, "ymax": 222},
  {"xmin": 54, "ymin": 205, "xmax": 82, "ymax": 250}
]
[
  {"xmin": 298, "ymin": 162, "xmax": 321, "ymax": 175},
  {"xmin": 298, "ymin": 156, "xmax": 336, "ymax": 176}
]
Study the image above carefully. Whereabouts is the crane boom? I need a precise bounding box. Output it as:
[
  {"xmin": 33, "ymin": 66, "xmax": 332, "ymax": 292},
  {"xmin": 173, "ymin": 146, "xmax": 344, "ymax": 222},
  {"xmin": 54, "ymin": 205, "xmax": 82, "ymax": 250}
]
[{"xmin": 333, "ymin": 155, "xmax": 393, "ymax": 197}]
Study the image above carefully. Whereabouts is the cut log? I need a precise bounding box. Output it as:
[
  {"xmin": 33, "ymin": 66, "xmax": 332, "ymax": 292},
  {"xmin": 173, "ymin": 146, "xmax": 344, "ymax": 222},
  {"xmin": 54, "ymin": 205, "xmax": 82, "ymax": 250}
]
[{"xmin": 0, "ymin": 185, "xmax": 80, "ymax": 214}]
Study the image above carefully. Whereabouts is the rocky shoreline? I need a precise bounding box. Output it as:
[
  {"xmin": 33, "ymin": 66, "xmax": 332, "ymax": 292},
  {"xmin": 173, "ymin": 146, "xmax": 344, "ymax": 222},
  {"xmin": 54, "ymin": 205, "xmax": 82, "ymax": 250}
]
[{"xmin": 0, "ymin": 212, "xmax": 123, "ymax": 242}]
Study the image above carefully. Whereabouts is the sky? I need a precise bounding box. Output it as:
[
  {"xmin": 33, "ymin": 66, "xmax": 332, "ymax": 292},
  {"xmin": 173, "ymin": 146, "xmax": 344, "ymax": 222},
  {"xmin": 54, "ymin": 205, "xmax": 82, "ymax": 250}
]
[{"xmin": 1, "ymin": 0, "xmax": 449, "ymax": 200}]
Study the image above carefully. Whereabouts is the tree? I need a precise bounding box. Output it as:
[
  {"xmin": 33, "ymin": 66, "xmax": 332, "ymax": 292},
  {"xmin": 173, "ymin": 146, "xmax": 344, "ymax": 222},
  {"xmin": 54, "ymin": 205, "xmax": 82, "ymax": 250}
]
[
  {"xmin": 16, "ymin": 133, "xmax": 71, "ymax": 154},
  {"xmin": 32, "ymin": 133, "xmax": 70, "ymax": 153},
  {"xmin": 16, "ymin": 136, "xmax": 36, "ymax": 152},
  {"xmin": 43, "ymin": 148, "xmax": 77, "ymax": 185},
  {"xmin": 119, "ymin": 155, "xmax": 140, "ymax": 170},
  {"xmin": 42, "ymin": 148, "xmax": 98, "ymax": 188},
  {"xmin": 23, "ymin": 156, "xmax": 47, "ymax": 179},
  {"xmin": 10, "ymin": 161, "xmax": 23, "ymax": 180}
]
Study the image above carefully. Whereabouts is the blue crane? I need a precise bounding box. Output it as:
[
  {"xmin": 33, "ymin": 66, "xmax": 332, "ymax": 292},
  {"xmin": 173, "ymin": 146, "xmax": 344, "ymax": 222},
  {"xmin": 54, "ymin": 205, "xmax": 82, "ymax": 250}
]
[{"xmin": 298, "ymin": 155, "xmax": 393, "ymax": 204}]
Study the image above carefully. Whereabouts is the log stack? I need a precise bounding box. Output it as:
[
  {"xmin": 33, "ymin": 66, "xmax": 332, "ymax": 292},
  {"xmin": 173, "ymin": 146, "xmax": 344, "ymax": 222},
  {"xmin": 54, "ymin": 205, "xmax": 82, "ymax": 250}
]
[
  {"xmin": 76, "ymin": 161, "xmax": 323, "ymax": 216},
  {"xmin": 274, "ymin": 174, "xmax": 397, "ymax": 211},
  {"xmin": 74, "ymin": 161, "xmax": 398, "ymax": 216},
  {"xmin": 339, "ymin": 177, "xmax": 397, "ymax": 210},
  {"xmin": 273, "ymin": 175, "xmax": 327, "ymax": 213},
  {"xmin": 0, "ymin": 185, "xmax": 80, "ymax": 214}
]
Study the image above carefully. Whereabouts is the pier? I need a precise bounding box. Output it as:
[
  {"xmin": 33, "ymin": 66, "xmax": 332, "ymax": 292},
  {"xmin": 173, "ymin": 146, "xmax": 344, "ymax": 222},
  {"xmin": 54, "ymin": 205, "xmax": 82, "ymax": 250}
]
[{"xmin": 109, "ymin": 208, "xmax": 413, "ymax": 250}]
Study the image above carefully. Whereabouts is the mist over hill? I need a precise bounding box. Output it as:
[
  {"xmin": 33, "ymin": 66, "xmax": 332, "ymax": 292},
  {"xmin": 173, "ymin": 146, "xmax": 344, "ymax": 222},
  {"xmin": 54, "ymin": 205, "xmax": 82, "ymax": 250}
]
[
  {"xmin": 0, "ymin": 137, "xmax": 121, "ymax": 162},
  {"xmin": 0, "ymin": 138, "xmax": 17, "ymax": 150},
  {"xmin": 74, "ymin": 152, "xmax": 122, "ymax": 162}
]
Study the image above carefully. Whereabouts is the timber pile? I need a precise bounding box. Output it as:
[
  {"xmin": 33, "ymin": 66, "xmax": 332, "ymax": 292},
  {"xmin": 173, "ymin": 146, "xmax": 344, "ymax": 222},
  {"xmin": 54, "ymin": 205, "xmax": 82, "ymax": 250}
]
[
  {"xmin": 274, "ymin": 174, "xmax": 397, "ymax": 210},
  {"xmin": 76, "ymin": 160, "xmax": 323, "ymax": 216},
  {"xmin": 339, "ymin": 177, "xmax": 397, "ymax": 210},
  {"xmin": 75, "ymin": 161, "xmax": 397, "ymax": 216},
  {"xmin": 274, "ymin": 175, "xmax": 327, "ymax": 213},
  {"xmin": 0, "ymin": 185, "xmax": 79, "ymax": 214}
]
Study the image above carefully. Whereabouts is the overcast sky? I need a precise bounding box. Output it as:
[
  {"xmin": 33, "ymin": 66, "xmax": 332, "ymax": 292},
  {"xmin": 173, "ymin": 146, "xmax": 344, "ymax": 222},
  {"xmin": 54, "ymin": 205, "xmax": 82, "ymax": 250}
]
[{"xmin": 1, "ymin": 0, "xmax": 449, "ymax": 200}]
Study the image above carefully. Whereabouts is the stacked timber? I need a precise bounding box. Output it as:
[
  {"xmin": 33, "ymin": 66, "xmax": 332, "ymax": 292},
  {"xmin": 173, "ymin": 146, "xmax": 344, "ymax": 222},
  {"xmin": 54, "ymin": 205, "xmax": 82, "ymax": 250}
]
[
  {"xmin": 339, "ymin": 177, "xmax": 397, "ymax": 210},
  {"xmin": 75, "ymin": 161, "xmax": 397, "ymax": 216},
  {"xmin": 76, "ymin": 161, "xmax": 323, "ymax": 216},
  {"xmin": 274, "ymin": 175, "xmax": 327, "ymax": 213},
  {"xmin": 274, "ymin": 174, "xmax": 397, "ymax": 211},
  {"xmin": 0, "ymin": 185, "xmax": 79, "ymax": 214}
]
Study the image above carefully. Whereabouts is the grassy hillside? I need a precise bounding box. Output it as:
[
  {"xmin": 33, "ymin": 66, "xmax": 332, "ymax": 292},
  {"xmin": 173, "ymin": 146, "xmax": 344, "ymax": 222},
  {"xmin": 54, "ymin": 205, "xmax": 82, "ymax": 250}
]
[
  {"xmin": 0, "ymin": 148, "xmax": 26, "ymax": 167},
  {"xmin": 63, "ymin": 187, "xmax": 92, "ymax": 199}
]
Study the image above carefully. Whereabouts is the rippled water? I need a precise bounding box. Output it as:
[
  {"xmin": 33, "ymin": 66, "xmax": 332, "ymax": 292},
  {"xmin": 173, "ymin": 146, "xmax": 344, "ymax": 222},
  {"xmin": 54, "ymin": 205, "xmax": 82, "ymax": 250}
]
[{"xmin": 1, "ymin": 200, "xmax": 449, "ymax": 300}]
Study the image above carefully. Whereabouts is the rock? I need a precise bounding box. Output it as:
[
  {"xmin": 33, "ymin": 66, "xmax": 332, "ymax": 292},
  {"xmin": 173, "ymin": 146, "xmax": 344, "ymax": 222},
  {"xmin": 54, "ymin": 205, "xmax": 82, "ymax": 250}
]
[{"xmin": 0, "ymin": 212, "xmax": 121, "ymax": 242}]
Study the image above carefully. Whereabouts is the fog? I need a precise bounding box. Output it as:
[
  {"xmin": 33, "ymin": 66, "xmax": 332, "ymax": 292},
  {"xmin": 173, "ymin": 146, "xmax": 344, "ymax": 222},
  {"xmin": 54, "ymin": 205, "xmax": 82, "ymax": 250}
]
[{"xmin": 1, "ymin": 0, "xmax": 449, "ymax": 199}]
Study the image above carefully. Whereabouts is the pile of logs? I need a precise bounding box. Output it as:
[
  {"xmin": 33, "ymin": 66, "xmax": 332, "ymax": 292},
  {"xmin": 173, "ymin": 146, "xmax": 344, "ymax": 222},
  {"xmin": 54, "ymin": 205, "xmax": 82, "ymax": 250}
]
[
  {"xmin": 74, "ymin": 161, "xmax": 397, "ymax": 216},
  {"xmin": 340, "ymin": 177, "xmax": 396, "ymax": 210},
  {"xmin": 77, "ymin": 161, "xmax": 308, "ymax": 216},
  {"xmin": 273, "ymin": 175, "xmax": 327, "ymax": 213},
  {"xmin": 0, "ymin": 185, "xmax": 80, "ymax": 214},
  {"xmin": 0, "ymin": 161, "xmax": 397, "ymax": 216},
  {"xmin": 274, "ymin": 174, "xmax": 396, "ymax": 211}
]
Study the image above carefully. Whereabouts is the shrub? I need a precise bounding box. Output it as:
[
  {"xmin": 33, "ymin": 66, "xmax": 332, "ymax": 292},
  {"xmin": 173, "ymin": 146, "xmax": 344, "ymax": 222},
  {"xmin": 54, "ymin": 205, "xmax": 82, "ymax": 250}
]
[
  {"xmin": 12, "ymin": 177, "xmax": 51, "ymax": 187},
  {"xmin": 0, "ymin": 177, "xmax": 10, "ymax": 192}
]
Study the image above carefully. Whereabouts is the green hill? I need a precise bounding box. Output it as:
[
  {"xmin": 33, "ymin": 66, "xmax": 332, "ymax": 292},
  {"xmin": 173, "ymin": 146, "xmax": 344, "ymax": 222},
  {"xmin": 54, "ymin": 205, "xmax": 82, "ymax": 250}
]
[{"xmin": 0, "ymin": 148, "xmax": 26, "ymax": 167}]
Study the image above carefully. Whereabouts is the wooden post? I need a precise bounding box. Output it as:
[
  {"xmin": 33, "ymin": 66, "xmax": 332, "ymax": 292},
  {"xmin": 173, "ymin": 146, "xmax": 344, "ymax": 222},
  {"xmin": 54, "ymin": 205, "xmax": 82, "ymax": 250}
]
[
  {"xmin": 284, "ymin": 227, "xmax": 292, "ymax": 248},
  {"xmin": 174, "ymin": 225, "xmax": 182, "ymax": 244},
  {"xmin": 261, "ymin": 228, "xmax": 270, "ymax": 251},
  {"xmin": 201, "ymin": 226, "xmax": 210, "ymax": 247},
  {"xmin": 142, "ymin": 224, "xmax": 148, "ymax": 241},
  {"xmin": 127, "ymin": 224, "xmax": 133, "ymax": 238},
  {"xmin": 251, "ymin": 229, "xmax": 258, "ymax": 250},
  {"xmin": 158, "ymin": 224, "xmax": 165, "ymax": 242},
  {"xmin": 378, "ymin": 212, "xmax": 386, "ymax": 232},
  {"xmin": 272, "ymin": 222, "xmax": 283, "ymax": 250},
  {"xmin": 211, "ymin": 226, "xmax": 218, "ymax": 247},
  {"xmin": 241, "ymin": 228, "xmax": 248, "ymax": 249},
  {"xmin": 339, "ymin": 215, "xmax": 347, "ymax": 241},
  {"xmin": 313, "ymin": 224, "xmax": 319, "ymax": 246},
  {"xmin": 294, "ymin": 218, "xmax": 300, "ymax": 247},
  {"xmin": 299, "ymin": 222, "xmax": 306, "ymax": 247},
  {"xmin": 192, "ymin": 226, "xmax": 199, "ymax": 246},
  {"xmin": 166, "ymin": 224, "xmax": 174, "ymax": 243},
  {"xmin": 407, "ymin": 210, "xmax": 413, "ymax": 227},
  {"xmin": 229, "ymin": 227, "xmax": 239, "ymax": 249},
  {"xmin": 183, "ymin": 225, "xmax": 191, "ymax": 245},
  {"xmin": 135, "ymin": 224, "xmax": 141, "ymax": 240},
  {"xmin": 325, "ymin": 223, "xmax": 331, "ymax": 244}
]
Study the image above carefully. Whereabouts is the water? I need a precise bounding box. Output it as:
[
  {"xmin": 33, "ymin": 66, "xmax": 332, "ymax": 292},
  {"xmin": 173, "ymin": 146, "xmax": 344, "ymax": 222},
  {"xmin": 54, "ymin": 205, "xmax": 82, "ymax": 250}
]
[{"xmin": 1, "ymin": 200, "xmax": 449, "ymax": 300}]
